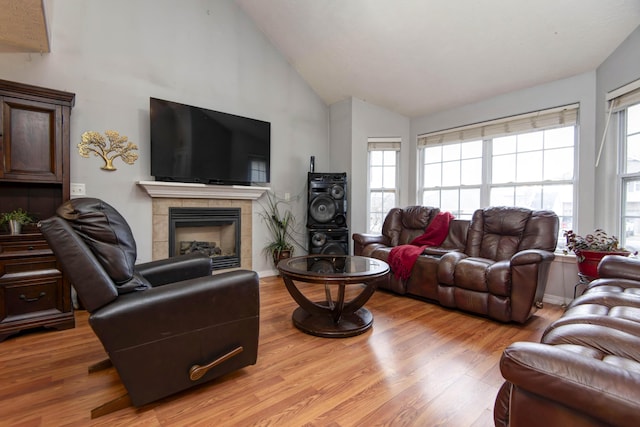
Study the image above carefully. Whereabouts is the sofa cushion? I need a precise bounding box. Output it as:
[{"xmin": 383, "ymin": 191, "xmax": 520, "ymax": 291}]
[
  {"xmin": 398, "ymin": 206, "xmax": 440, "ymax": 245},
  {"xmin": 454, "ymin": 257, "xmax": 493, "ymax": 292},
  {"xmin": 466, "ymin": 206, "xmax": 532, "ymax": 260},
  {"xmin": 381, "ymin": 208, "xmax": 403, "ymax": 247}
]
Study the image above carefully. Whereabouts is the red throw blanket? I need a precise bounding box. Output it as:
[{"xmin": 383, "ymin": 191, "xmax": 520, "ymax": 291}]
[{"xmin": 388, "ymin": 211, "xmax": 454, "ymax": 280}]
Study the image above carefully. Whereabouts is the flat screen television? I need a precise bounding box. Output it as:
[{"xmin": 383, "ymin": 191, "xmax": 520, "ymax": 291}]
[{"xmin": 150, "ymin": 97, "xmax": 270, "ymax": 186}]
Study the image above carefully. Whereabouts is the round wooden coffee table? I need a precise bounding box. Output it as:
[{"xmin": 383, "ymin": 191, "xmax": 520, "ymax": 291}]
[{"xmin": 277, "ymin": 255, "xmax": 389, "ymax": 338}]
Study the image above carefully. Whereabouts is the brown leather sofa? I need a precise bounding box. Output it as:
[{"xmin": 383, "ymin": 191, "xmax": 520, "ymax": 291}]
[
  {"xmin": 495, "ymin": 254, "xmax": 640, "ymax": 426},
  {"xmin": 39, "ymin": 198, "xmax": 260, "ymax": 417},
  {"xmin": 353, "ymin": 206, "xmax": 558, "ymax": 323}
]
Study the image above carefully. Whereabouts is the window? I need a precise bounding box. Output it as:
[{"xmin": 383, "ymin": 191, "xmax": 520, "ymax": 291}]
[
  {"xmin": 418, "ymin": 105, "xmax": 577, "ymax": 239},
  {"xmin": 616, "ymin": 84, "xmax": 640, "ymax": 251},
  {"xmin": 368, "ymin": 138, "xmax": 400, "ymax": 233},
  {"xmin": 422, "ymin": 140, "xmax": 482, "ymax": 219}
]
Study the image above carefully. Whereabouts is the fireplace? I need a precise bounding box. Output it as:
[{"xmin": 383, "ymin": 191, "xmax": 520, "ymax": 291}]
[
  {"xmin": 139, "ymin": 180, "xmax": 268, "ymax": 271},
  {"xmin": 169, "ymin": 207, "xmax": 241, "ymax": 270}
]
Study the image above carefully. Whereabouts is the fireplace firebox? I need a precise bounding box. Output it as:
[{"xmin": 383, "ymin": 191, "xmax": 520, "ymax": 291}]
[{"xmin": 169, "ymin": 207, "xmax": 241, "ymax": 270}]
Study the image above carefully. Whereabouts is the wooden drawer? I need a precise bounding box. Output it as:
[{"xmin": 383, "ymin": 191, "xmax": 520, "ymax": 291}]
[
  {"xmin": 0, "ymin": 232, "xmax": 50, "ymax": 253},
  {"xmin": 0, "ymin": 254, "xmax": 58, "ymax": 276},
  {"xmin": 0, "ymin": 271, "xmax": 63, "ymax": 322},
  {"xmin": 0, "ymin": 239, "xmax": 50, "ymax": 253}
]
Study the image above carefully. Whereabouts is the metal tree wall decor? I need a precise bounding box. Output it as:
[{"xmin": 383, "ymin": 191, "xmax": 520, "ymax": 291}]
[{"xmin": 78, "ymin": 130, "xmax": 139, "ymax": 171}]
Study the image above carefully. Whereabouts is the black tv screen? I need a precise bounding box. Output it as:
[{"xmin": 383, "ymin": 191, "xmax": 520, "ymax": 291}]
[{"xmin": 150, "ymin": 97, "xmax": 270, "ymax": 186}]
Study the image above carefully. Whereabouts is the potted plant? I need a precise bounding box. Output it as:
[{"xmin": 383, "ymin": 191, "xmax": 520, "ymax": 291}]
[
  {"xmin": 564, "ymin": 229, "xmax": 633, "ymax": 278},
  {"xmin": 0, "ymin": 208, "xmax": 34, "ymax": 235},
  {"xmin": 259, "ymin": 191, "xmax": 297, "ymax": 268}
]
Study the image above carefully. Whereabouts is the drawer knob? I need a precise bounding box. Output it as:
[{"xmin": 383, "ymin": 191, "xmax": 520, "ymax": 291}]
[
  {"xmin": 28, "ymin": 246, "xmax": 34, "ymax": 250},
  {"xmin": 20, "ymin": 292, "xmax": 46, "ymax": 302}
]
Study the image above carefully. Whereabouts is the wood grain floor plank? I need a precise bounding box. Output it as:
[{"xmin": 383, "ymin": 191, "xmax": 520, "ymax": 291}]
[{"xmin": 0, "ymin": 276, "xmax": 563, "ymax": 426}]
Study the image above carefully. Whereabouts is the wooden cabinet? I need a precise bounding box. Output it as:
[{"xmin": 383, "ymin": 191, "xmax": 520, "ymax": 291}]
[
  {"xmin": 0, "ymin": 233, "xmax": 73, "ymax": 342},
  {"xmin": 1, "ymin": 96, "xmax": 64, "ymax": 182},
  {"xmin": 0, "ymin": 80, "xmax": 75, "ymax": 341}
]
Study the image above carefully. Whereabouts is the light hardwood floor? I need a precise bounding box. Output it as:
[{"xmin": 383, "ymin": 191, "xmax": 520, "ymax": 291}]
[{"xmin": 0, "ymin": 276, "xmax": 563, "ymax": 426}]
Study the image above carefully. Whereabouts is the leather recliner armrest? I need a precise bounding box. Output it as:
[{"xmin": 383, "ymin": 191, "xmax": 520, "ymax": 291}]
[
  {"xmin": 500, "ymin": 341, "xmax": 640, "ymax": 426},
  {"xmin": 353, "ymin": 233, "xmax": 391, "ymax": 256},
  {"xmin": 436, "ymin": 251, "xmax": 468, "ymax": 284},
  {"xmin": 352, "ymin": 233, "xmax": 390, "ymax": 247},
  {"xmin": 90, "ymin": 269, "xmax": 259, "ymax": 352},
  {"xmin": 136, "ymin": 252, "xmax": 213, "ymax": 286},
  {"xmin": 510, "ymin": 249, "xmax": 556, "ymax": 266}
]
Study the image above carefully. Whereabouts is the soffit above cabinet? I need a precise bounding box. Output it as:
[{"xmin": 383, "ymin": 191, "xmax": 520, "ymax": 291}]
[{"xmin": 0, "ymin": 0, "xmax": 49, "ymax": 53}]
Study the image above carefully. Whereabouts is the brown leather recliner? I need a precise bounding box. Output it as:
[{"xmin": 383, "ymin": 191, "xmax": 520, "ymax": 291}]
[
  {"xmin": 495, "ymin": 255, "xmax": 640, "ymax": 426},
  {"xmin": 437, "ymin": 206, "xmax": 558, "ymax": 323},
  {"xmin": 39, "ymin": 198, "xmax": 260, "ymax": 418}
]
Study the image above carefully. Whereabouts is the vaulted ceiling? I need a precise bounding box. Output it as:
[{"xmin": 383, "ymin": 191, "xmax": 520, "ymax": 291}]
[
  {"xmin": 236, "ymin": 0, "xmax": 640, "ymax": 117},
  {"xmin": 2, "ymin": 1, "xmax": 639, "ymax": 118}
]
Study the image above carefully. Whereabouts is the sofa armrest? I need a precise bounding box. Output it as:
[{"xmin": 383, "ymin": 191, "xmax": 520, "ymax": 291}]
[
  {"xmin": 437, "ymin": 251, "xmax": 468, "ymax": 284},
  {"xmin": 352, "ymin": 233, "xmax": 390, "ymax": 255},
  {"xmin": 500, "ymin": 341, "xmax": 640, "ymax": 426},
  {"xmin": 510, "ymin": 249, "xmax": 555, "ymax": 266},
  {"xmin": 352, "ymin": 233, "xmax": 390, "ymax": 247},
  {"xmin": 135, "ymin": 252, "xmax": 213, "ymax": 286},
  {"xmin": 422, "ymin": 247, "xmax": 458, "ymax": 257},
  {"xmin": 90, "ymin": 269, "xmax": 259, "ymax": 351},
  {"xmin": 598, "ymin": 255, "xmax": 640, "ymax": 280}
]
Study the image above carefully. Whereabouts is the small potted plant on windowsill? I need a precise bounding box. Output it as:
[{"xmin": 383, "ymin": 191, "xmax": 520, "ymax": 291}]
[
  {"xmin": 0, "ymin": 208, "xmax": 34, "ymax": 235},
  {"xmin": 259, "ymin": 191, "xmax": 298, "ymax": 269},
  {"xmin": 564, "ymin": 229, "xmax": 634, "ymax": 278}
]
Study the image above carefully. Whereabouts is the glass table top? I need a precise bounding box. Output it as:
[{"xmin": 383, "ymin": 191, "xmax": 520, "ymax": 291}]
[{"xmin": 277, "ymin": 255, "xmax": 389, "ymax": 281}]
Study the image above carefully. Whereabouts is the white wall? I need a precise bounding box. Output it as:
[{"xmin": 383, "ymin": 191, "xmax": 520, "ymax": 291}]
[
  {"xmin": 350, "ymin": 99, "xmax": 411, "ymax": 237},
  {"xmin": 329, "ymin": 97, "xmax": 411, "ymax": 238},
  {"xmin": 0, "ymin": 0, "xmax": 329, "ymax": 275}
]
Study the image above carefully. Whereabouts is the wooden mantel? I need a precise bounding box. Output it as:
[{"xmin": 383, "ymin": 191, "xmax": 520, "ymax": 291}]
[{"xmin": 137, "ymin": 180, "xmax": 270, "ymax": 200}]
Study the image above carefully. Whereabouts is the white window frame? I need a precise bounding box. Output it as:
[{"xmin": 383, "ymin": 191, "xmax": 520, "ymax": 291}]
[
  {"xmin": 367, "ymin": 138, "xmax": 400, "ymax": 233},
  {"xmin": 417, "ymin": 105, "xmax": 578, "ymax": 241},
  {"xmin": 613, "ymin": 81, "xmax": 640, "ymax": 250}
]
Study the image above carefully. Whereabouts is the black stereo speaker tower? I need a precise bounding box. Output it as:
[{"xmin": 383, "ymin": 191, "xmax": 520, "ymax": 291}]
[
  {"xmin": 307, "ymin": 172, "xmax": 347, "ymax": 229},
  {"xmin": 308, "ymin": 229, "xmax": 349, "ymax": 255}
]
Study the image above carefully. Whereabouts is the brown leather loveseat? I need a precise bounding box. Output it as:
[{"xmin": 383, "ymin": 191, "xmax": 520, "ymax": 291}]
[
  {"xmin": 495, "ymin": 254, "xmax": 640, "ymax": 426},
  {"xmin": 353, "ymin": 206, "xmax": 559, "ymax": 323}
]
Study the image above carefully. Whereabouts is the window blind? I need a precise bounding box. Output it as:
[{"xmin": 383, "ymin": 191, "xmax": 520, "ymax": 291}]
[
  {"xmin": 609, "ymin": 83, "xmax": 640, "ymax": 112},
  {"xmin": 417, "ymin": 104, "xmax": 579, "ymax": 147},
  {"xmin": 596, "ymin": 78, "xmax": 640, "ymax": 167},
  {"xmin": 368, "ymin": 138, "xmax": 401, "ymax": 151}
]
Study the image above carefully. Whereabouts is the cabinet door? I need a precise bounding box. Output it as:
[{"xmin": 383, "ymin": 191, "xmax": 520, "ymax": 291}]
[{"xmin": 0, "ymin": 96, "xmax": 63, "ymax": 182}]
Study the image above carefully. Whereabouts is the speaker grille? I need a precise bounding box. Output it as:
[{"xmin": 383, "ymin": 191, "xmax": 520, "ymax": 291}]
[
  {"xmin": 308, "ymin": 229, "xmax": 349, "ymax": 255},
  {"xmin": 307, "ymin": 172, "xmax": 347, "ymax": 229}
]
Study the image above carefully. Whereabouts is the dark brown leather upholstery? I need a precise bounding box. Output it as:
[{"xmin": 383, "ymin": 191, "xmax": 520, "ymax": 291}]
[
  {"xmin": 438, "ymin": 207, "xmax": 558, "ymax": 323},
  {"xmin": 495, "ymin": 255, "xmax": 640, "ymax": 426},
  {"xmin": 353, "ymin": 206, "xmax": 558, "ymax": 323},
  {"xmin": 39, "ymin": 198, "xmax": 260, "ymax": 409}
]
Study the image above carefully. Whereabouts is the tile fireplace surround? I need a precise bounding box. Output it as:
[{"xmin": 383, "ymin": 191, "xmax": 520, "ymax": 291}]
[{"xmin": 137, "ymin": 181, "xmax": 270, "ymax": 270}]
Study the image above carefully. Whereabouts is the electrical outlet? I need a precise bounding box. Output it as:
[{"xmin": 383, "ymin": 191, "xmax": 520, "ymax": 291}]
[
  {"xmin": 284, "ymin": 192, "xmax": 290, "ymax": 201},
  {"xmin": 70, "ymin": 183, "xmax": 86, "ymax": 196}
]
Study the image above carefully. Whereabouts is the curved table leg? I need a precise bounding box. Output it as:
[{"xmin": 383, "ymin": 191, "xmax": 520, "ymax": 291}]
[{"xmin": 281, "ymin": 275, "xmax": 376, "ymax": 338}]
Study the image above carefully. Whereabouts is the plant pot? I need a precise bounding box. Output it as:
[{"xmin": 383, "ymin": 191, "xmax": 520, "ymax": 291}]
[
  {"xmin": 8, "ymin": 220, "xmax": 22, "ymax": 235},
  {"xmin": 575, "ymin": 249, "xmax": 631, "ymax": 278},
  {"xmin": 272, "ymin": 249, "xmax": 293, "ymax": 269}
]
